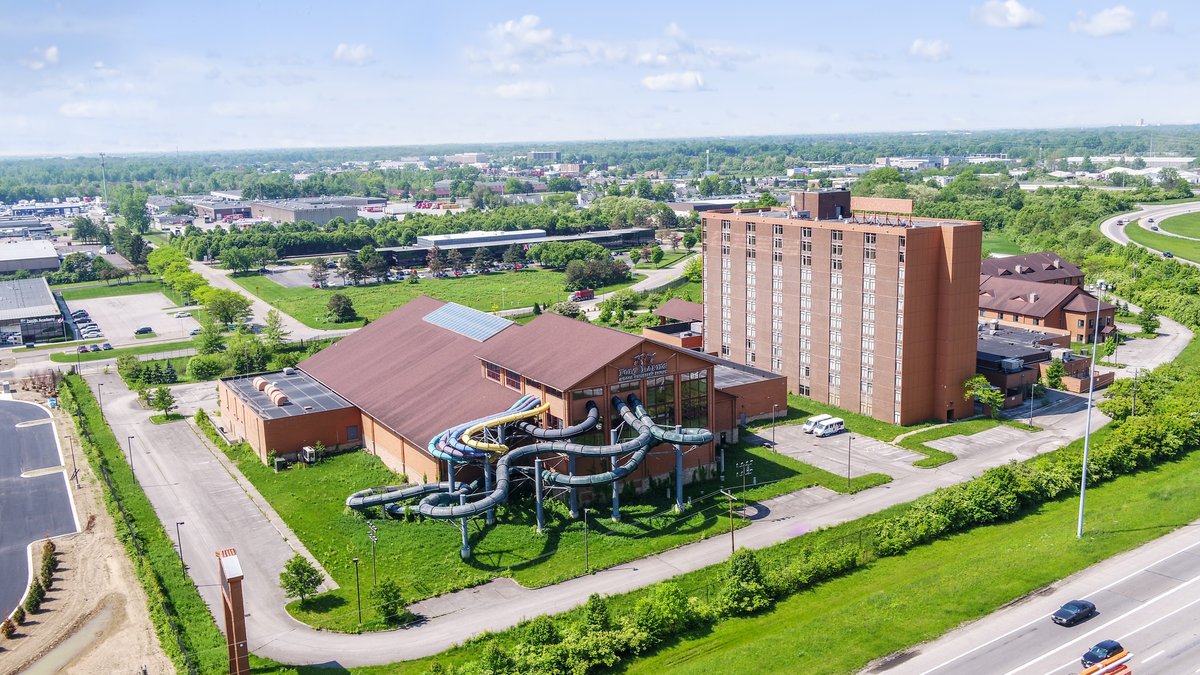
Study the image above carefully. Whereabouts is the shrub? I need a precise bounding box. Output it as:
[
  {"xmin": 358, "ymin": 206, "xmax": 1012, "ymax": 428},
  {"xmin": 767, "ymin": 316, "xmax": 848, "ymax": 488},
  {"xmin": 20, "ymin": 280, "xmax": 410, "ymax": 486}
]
[
  {"xmin": 581, "ymin": 592, "xmax": 610, "ymax": 631},
  {"xmin": 522, "ymin": 615, "xmax": 560, "ymax": 646},
  {"xmin": 24, "ymin": 579, "xmax": 44, "ymax": 613},
  {"xmin": 717, "ymin": 548, "xmax": 773, "ymax": 616},
  {"xmin": 370, "ymin": 578, "xmax": 412, "ymax": 626},
  {"xmin": 327, "ymin": 293, "xmax": 357, "ymax": 322},
  {"xmin": 12, "ymin": 606, "xmax": 25, "ymax": 625},
  {"xmin": 1, "ymin": 618, "xmax": 13, "ymax": 639},
  {"xmin": 628, "ymin": 582, "xmax": 706, "ymax": 640},
  {"xmin": 279, "ymin": 554, "xmax": 322, "ymax": 604},
  {"xmin": 186, "ymin": 354, "xmax": 226, "ymax": 381}
]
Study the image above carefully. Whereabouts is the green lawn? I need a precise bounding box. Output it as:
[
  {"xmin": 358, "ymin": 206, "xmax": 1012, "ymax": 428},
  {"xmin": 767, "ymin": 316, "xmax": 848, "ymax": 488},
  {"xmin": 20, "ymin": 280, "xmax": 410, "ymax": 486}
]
[
  {"xmin": 58, "ymin": 280, "xmax": 164, "ymax": 301},
  {"xmin": 198, "ymin": 414, "xmax": 879, "ymax": 634},
  {"xmin": 625, "ymin": 435, "xmax": 1200, "ymax": 675},
  {"xmin": 134, "ymin": 331, "xmax": 158, "ymax": 339},
  {"xmin": 149, "ymin": 413, "xmax": 186, "ymax": 424},
  {"xmin": 981, "ymin": 230, "xmax": 1024, "ymax": 255},
  {"xmin": 1125, "ymin": 219, "xmax": 1200, "ymax": 263},
  {"xmin": 1159, "ymin": 211, "xmax": 1200, "ymax": 239},
  {"xmin": 231, "ymin": 269, "xmax": 642, "ymax": 329},
  {"xmin": 635, "ymin": 250, "xmax": 695, "ymax": 269},
  {"xmin": 48, "ymin": 338, "xmax": 196, "ymax": 363},
  {"xmin": 748, "ymin": 393, "xmax": 934, "ymax": 443}
]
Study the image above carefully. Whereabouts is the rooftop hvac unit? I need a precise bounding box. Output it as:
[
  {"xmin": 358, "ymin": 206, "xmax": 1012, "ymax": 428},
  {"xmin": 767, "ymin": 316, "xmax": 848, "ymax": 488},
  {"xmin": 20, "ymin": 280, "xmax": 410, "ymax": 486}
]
[
  {"xmin": 1000, "ymin": 357, "xmax": 1024, "ymax": 373},
  {"xmin": 1050, "ymin": 348, "xmax": 1072, "ymax": 361},
  {"xmin": 252, "ymin": 376, "xmax": 269, "ymax": 391},
  {"xmin": 282, "ymin": 367, "xmax": 296, "ymax": 376},
  {"xmin": 300, "ymin": 445, "xmax": 318, "ymax": 464}
]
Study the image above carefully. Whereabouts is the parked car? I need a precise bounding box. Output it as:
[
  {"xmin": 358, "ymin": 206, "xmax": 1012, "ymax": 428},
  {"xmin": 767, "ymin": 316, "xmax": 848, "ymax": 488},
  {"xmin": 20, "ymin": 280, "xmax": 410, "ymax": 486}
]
[
  {"xmin": 1147, "ymin": 217, "xmax": 1156, "ymax": 223},
  {"xmin": 24, "ymin": 342, "xmax": 35, "ymax": 349},
  {"xmin": 77, "ymin": 345, "xmax": 90, "ymax": 353},
  {"xmin": 101, "ymin": 343, "xmax": 113, "ymax": 350},
  {"xmin": 1164, "ymin": 251, "xmax": 1175, "ymax": 258},
  {"xmin": 813, "ymin": 417, "xmax": 846, "ymax": 438},
  {"xmin": 174, "ymin": 311, "xmax": 192, "ymax": 318},
  {"xmin": 134, "ymin": 326, "xmax": 153, "ymax": 335},
  {"xmin": 803, "ymin": 414, "xmax": 833, "ymax": 433},
  {"xmin": 1150, "ymin": 225, "xmax": 1159, "ymax": 231},
  {"xmin": 189, "ymin": 327, "xmax": 202, "ymax": 336},
  {"xmin": 1051, "ymin": 600, "xmax": 1096, "ymax": 626},
  {"xmin": 1081, "ymin": 640, "xmax": 1124, "ymax": 667},
  {"xmin": 88, "ymin": 344, "xmax": 101, "ymax": 352}
]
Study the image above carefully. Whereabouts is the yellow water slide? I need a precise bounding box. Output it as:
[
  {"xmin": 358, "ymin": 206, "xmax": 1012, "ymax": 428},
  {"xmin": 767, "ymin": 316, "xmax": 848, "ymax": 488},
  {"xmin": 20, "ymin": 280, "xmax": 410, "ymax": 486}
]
[{"xmin": 460, "ymin": 402, "xmax": 551, "ymax": 452}]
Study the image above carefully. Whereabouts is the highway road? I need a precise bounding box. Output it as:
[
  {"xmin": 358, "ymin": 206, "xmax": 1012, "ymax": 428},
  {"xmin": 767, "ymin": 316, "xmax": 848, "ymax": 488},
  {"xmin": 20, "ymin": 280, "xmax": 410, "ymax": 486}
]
[
  {"xmin": 880, "ymin": 518, "xmax": 1200, "ymax": 675},
  {"xmin": 1098, "ymin": 201, "xmax": 1200, "ymax": 268}
]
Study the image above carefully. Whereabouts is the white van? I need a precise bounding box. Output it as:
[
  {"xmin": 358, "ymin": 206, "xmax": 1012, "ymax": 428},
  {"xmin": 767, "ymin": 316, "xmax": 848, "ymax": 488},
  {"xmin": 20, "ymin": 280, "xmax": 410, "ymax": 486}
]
[
  {"xmin": 802, "ymin": 414, "xmax": 833, "ymax": 434},
  {"xmin": 813, "ymin": 417, "xmax": 845, "ymax": 438}
]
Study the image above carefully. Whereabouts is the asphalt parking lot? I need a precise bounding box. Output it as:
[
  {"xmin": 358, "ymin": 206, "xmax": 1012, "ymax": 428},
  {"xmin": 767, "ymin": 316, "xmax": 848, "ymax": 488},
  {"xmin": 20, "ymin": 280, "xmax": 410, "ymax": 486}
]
[
  {"xmin": 0, "ymin": 399, "xmax": 78, "ymax": 618},
  {"xmin": 68, "ymin": 292, "xmax": 201, "ymax": 346},
  {"xmin": 263, "ymin": 266, "xmax": 348, "ymax": 289},
  {"xmin": 753, "ymin": 424, "xmax": 925, "ymax": 478}
]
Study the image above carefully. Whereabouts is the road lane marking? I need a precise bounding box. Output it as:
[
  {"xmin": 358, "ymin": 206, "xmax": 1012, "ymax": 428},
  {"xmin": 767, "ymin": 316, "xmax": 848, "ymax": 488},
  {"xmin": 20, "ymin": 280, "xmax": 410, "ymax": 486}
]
[
  {"xmin": 1001, "ymin": 574, "xmax": 1200, "ymax": 675},
  {"xmin": 919, "ymin": 535, "xmax": 1200, "ymax": 674},
  {"xmin": 1144, "ymin": 649, "xmax": 1166, "ymax": 663}
]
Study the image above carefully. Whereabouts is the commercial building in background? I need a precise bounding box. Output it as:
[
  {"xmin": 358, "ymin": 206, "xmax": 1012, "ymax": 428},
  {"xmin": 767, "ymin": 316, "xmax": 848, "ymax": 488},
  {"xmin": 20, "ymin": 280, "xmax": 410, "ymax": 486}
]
[
  {"xmin": 10, "ymin": 201, "xmax": 87, "ymax": 218},
  {"xmin": 0, "ymin": 240, "xmax": 61, "ymax": 274},
  {"xmin": 217, "ymin": 297, "xmax": 785, "ymax": 488},
  {"xmin": 979, "ymin": 252, "xmax": 1084, "ymax": 286},
  {"xmin": 528, "ymin": 150, "xmax": 561, "ymax": 163},
  {"xmin": 0, "ymin": 216, "xmax": 52, "ymax": 238},
  {"xmin": 0, "ymin": 277, "xmax": 64, "ymax": 343},
  {"xmin": 444, "ymin": 152, "xmax": 490, "ymax": 165},
  {"xmin": 249, "ymin": 197, "xmax": 384, "ymax": 225},
  {"xmin": 701, "ymin": 190, "xmax": 983, "ymax": 425}
]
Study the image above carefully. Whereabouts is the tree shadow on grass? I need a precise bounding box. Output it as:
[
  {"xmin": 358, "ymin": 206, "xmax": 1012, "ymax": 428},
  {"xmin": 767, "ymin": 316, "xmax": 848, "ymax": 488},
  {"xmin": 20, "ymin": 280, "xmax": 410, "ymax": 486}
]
[{"xmin": 297, "ymin": 593, "xmax": 348, "ymax": 615}]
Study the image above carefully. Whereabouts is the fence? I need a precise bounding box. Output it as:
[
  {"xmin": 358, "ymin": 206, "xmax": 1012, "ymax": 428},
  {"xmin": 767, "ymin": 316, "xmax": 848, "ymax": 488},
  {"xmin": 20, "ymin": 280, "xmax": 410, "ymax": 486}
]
[{"xmin": 67, "ymin": 391, "xmax": 197, "ymax": 674}]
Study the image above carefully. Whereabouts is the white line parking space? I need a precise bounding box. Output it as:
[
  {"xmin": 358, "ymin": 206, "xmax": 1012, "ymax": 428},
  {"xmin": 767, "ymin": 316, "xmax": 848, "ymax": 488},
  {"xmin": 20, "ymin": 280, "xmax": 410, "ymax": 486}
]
[{"xmin": 68, "ymin": 293, "xmax": 200, "ymax": 346}]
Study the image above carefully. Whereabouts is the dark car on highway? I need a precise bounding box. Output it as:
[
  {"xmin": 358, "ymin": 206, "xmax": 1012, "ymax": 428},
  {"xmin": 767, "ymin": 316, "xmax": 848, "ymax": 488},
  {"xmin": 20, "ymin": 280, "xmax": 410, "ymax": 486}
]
[
  {"xmin": 1052, "ymin": 600, "xmax": 1096, "ymax": 626},
  {"xmin": 1081, "ymin": 639, "xmax": 1123, "ymax": 667}
]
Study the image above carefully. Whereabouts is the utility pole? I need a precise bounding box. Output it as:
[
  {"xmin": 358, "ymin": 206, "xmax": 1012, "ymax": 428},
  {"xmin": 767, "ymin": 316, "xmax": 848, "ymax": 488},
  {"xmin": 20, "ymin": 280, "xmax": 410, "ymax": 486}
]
[
  {"xmin": 175, "ymin": 521, "xmax": 185, "ymax": 571},
  {"xmin": 126, "ymin": 435, "xmax": 135, "ymax": 477},
  {"xmin": 720, "ymin": 489, "xmax": 735, "ymax": 553},
  {"xmin": 99, "ymin": 153, "xmax": 109, "ymax": 206},
  {"xmin": 583, "ymin": 508, "xmax": 590, "ymax": 574},
  {"xmin": 69, "ymin": 437, "xmax": 79, "ymax": 488},
  {"xmin": 1077, "ymin": 289, "xmax": 1104, "ymax": 538},
  {"xmin": 847, "ymin": 434, "xmax": 853, "ymax": 493},
  {"xmin": 352, "ymin": 557, "xmax": 361, "ymax": 626},
  {"xmin": 367, "ymin": 522, "xmax": 378, "ymax": 589},
  {"xmin": 736, "ymin": 459, "xmax": 752, "ymax": 496}
]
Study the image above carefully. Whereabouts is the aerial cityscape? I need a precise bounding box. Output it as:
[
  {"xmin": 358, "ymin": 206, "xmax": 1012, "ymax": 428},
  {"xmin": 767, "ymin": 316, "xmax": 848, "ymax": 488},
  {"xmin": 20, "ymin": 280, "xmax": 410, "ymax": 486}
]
[{"xmin": 4, "ymin": 2, "xmax": 1200, "ymax": 674}]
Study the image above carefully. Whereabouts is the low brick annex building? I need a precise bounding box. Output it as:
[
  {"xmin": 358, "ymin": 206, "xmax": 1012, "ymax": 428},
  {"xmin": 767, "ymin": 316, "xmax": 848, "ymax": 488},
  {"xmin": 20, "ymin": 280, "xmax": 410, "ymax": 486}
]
[{"xmin": 218, "ymin": 296, "xmax": 784, "ymax": 489}]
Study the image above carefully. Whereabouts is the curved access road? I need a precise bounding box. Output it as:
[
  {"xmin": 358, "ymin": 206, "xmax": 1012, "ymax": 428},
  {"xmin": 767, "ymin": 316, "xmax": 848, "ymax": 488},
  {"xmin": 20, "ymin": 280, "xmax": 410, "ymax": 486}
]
[{"xmin": 1098, "ymin": 201, "xmax": 1200, "ymax": 268}]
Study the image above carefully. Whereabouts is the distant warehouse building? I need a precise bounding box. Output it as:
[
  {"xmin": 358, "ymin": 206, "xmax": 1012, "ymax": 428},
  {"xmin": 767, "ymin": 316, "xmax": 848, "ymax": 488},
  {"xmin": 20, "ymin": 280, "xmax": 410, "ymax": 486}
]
[
  {"xmin": 417, "ymin": 229, "xmax": 547, "ymax": 248},
  {"xmin": 0, "ymin": 216, "xmax": 52, "ymax": 238},
  {"xmin": 0, "ymin": 240, "xmax": 61, "ymax": 274},
  {"xmin": 377, "ymin": 227, "xmax": 654, "ymax": 268},
  {"xmin": 251, "ymin": 196, "xmax": 385, "ymax": 225},
  {"xmin": 0, "ymin": 277, "xmax": 64, "ymax": 343}
]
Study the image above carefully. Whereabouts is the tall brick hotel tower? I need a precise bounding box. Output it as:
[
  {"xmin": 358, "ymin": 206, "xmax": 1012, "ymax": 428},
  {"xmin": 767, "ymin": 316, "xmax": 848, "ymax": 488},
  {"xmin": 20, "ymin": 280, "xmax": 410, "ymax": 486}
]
[{"xmin": 701, "ymin": 190, "xmax": 982, "ymax": 425}]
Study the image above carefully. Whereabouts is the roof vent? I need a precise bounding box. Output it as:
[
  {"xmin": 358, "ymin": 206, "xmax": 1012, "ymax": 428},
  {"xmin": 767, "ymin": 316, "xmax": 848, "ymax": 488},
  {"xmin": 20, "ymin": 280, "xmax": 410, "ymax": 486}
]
[
  {"xmin": 282, "ymin": 367, "xmax": 296, "ymax": 376},
  {"xmin": 252, "ymin": 376, "xmax": 269, "ymax": 391},
  {"xmin": 1029, "ymin": 292, "xmax": 1039, "ymax": 302}
]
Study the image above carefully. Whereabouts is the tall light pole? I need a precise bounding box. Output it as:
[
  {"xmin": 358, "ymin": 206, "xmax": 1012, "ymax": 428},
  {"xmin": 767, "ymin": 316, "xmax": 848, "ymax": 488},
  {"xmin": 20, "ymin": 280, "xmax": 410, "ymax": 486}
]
[
  {"xmin": 847, "ymin": 434, "xmax": 853, "ymax": 493},
  {"xmin": 352, "ymin": 557, "xmax": 362, "ymax": 626},
  {"xmin": 736, "ymin": 459, "xmax": 752, "ymax": 496},
  {"xmin": 367, "ymin": 523, "xmax": 378, "ymax": 589},
  {"xmin": 96, "ymin": 382, "xmax": 103, "ymax": 410},
  {"xmin": 1131, "ymin": 368, "xmax": 1139, "ymax": 416},
  {"xmin": 69, "ymin": 437, "xmax": 79, "ymax": 488},
  {"xmin": 126, "ymin": 435, "xmax": 135, "ymax": 477},
  {"xmin": 771, "ymin": 404, "xmax": 778, "ymax": 448},
  {"xmin": 720, "ymin": 489, "xmax": 735, "ymax": 553},
  {"xmin": 583, "ymin": 508, "xmax": 590, "ymax": 574},
  {"xmin": 1077, "ymin": 289, "xmax": 1104, "ymax": 538},
  {"xmin": 175, "ymin": 521, "xmax": 185, "ymax": 571}
]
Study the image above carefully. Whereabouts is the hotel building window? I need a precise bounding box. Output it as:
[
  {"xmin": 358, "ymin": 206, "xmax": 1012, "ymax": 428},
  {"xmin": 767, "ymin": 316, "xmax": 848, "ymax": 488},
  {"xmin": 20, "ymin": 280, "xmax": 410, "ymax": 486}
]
[
  {"xmin": 681, "ymin": 370, "xmax": 709, "ymax": 429},
  {"xmin": 863, "ymin": 232, "xmax": 877, "ymax": 259},
  {"xmin": 645, "ymin": 375, "xmax": 676, "ymax": 426}
]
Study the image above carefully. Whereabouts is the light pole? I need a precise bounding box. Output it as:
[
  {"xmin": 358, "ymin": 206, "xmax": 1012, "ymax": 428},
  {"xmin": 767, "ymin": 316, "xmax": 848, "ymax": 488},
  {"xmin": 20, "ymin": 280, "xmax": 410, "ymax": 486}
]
[
  {"xmin": 501, "ymin": 287, "xmax": 506, "ymax": 312},
  {"xmin": 771, "ymin": 404, "xmax": 778, "ymax": 449},
  {"xmin": 736, "ymin": 459, "xmax": 752, "ymax": 496},
  {"xmin": 847, "ymin": 434, "xmax": 853, "ymax": 493},
  {"xmin": 367, "ymin": 523, "xmax": 378, "ymax": 589},
  {"xmin": 96, "ymin": 383, "xmax": 103, "ymax": 410},
  {"xmin": 720, "ymin": 489, "xmax": 736, "ymax": 553},
  {"xmin": 352, "ymin": 557, "xmax": 362, "ymax": 626},
  {"xmin": 583, "ymin": 508, "xmax": 590, "ymax": 574},
  {"xmin": 1077, "ymin": 288, "xmax": 1104, "ymax": 538},
  {"xmin": 126, "ymin": 435, "xmax": 135, "ymax": 476},
  {"xmin": 1028, "ymin": 385, "xmax": 1035, "ymax": 426},
  {"xmin": 69, "ymin": 437, "xmax": 79, "ymax": 488},
  {"xmin": 1131, "ymin": 368, "xmax": 1139, "ymax": 416},
  {"xmin": 175, "ymin": 521, "xmax": 185, "ymax": 571}
]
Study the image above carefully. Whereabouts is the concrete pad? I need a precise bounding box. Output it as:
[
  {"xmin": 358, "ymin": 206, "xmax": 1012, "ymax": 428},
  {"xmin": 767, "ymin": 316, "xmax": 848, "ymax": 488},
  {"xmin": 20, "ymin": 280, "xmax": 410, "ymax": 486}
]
[{"xmin": 756, "ymin": 425, "xmax": 922, "ymax": 478}]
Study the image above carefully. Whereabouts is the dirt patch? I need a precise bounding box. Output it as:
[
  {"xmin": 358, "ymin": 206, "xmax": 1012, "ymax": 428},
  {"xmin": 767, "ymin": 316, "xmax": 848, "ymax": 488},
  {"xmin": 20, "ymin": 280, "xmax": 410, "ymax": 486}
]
[{"xmin": 0, "ymin": 392, "xmax": 171, "ymax": 674}]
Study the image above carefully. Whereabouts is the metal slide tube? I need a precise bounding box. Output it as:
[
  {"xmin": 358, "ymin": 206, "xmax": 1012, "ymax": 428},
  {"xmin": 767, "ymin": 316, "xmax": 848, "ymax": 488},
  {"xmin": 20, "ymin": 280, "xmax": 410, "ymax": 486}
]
[{"xmin": 515, "ymin": 402, "xmax": 600, "ymax": 439}]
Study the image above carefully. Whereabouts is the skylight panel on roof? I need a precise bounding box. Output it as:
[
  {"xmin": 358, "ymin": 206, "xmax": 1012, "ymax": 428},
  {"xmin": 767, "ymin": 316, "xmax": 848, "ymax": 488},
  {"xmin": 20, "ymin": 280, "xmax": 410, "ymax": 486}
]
[{"xmin": 422, "ymin": 302, "xmax": 513, "ymax": 342}]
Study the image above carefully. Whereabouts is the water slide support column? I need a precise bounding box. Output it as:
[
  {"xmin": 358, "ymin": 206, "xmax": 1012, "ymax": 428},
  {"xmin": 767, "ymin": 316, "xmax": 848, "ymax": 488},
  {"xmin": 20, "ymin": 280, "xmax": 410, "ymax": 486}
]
[
  {"xmin": 458, "ymin": 492, "xmax": 471, "ymax": 560},
  {"xmin": 447, "ymin": 459, "xmax": 456, "ymax": 493},
  {"xmin": 674, "ymin": 425, "xmax": 684, "ymax": 514},
  {"xmin": 534, "ymin": 456, "xmax": 545, "ymax": 534},
  {"xmin": 569, "ymin": 455, "xmax": 579, "ymax": 519},
  {"xmin": 610, "ymin": 429, "xmax": 621, "ymax": 522}
]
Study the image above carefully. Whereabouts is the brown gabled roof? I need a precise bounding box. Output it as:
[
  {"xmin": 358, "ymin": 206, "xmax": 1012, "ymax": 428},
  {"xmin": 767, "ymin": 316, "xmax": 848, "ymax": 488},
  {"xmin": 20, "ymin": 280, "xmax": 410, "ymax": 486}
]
[
  {"xmin": 979, "ymin": 252, "xmax": 1083, "ymax": 284},
  {"xmin": 653, "ymin": 298, "xmax": 703, "ymax": 323},
  {"xmin": 476, "ymin": 312, "xmax": 644, "ymax": 390},
  {"xmin": 1063, "ymin": 293, "xmax": 1115, "ymax": 314},
  {"xmin": 298, "ymin": 296, "xmax": 519, "ymax": 449},
  {"xmin": 978, "ymin": 275, "xmax": 1080, "ymax": 320}
]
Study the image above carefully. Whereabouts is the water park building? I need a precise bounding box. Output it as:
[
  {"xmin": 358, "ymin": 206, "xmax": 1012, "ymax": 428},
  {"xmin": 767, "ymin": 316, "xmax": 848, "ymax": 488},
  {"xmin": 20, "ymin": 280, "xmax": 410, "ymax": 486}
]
[
  {"xmin": 217, "ymin": 296, "xmax": 785, "ymax": 493},
  {"xmin": 701, "ymin": 189, "xmax": 983, "ymax": 425}
]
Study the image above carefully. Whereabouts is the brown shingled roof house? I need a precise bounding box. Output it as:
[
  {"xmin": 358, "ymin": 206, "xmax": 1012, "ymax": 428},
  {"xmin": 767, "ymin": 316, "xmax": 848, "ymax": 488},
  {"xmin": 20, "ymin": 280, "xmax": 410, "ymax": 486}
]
[
  {"xmin": 978, "ymin": 275, "xmax": 1115, "ymax": 342},
  {"xmin": 979, "ymin": 252, "xmax": 1084, "ymax": 286},
  {"xmin": 218, "ymin": 296, "xmax": 784, "ymax": 491}
]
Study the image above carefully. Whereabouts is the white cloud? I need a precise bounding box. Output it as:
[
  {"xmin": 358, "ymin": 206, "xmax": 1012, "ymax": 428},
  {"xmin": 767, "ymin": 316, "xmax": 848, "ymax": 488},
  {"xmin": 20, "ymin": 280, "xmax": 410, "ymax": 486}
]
[
  {"xmin": 974, "ymin": 0, "xmax": 1043, "ymax": 29},
  {"xmin": 1149, "ymin": 10, "xmax": 1170, "ymax": 31},
  {"xmin": 470, "ymin": 15, "xmax": 624, "ymax": 73},
  {"xmin": 210, "ymin": 100, "xmax": 294, "ymax": 117},
  {"xmin": 59, "ymin": 100, "xmax": 117, "ymax": 119},
  {"xmin": 20, "ymin": 45, "xmax": 60, "ymax": 70},
  {"xmin": 635, "ymin": 23, "xmax": 756, "ymax": 70},
  {"xmin": 1070, "ymin": 6, "xmax": 1135, "ymax": 37},
  {"xmin": 909, "ymin": 39, "xmax": 950, "ymax": 62},
  {"xmin": 333, "ymin": 43, "xmax": 374, "ymax": 66},
  {"xmin": 640, "ymin": 71, "xmax": 705, "ymax": 92},
  {"xmin": 493, "ymin": 80, "xmax": 553, "ymax": 100}
]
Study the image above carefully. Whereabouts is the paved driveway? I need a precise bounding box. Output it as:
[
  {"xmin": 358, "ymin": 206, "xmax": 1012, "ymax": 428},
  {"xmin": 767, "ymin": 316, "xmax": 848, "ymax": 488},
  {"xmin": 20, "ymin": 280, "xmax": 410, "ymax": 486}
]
[{"xmin": 0, "ymin": 399, "xmax": 78, "ymax": 618}]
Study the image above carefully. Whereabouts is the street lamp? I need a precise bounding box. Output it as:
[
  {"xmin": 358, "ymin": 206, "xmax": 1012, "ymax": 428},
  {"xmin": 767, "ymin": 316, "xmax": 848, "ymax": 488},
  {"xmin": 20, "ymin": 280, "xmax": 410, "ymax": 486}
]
[
  {"xmin": 583, "ymin": 508, "xmax": 590, "ymax": 574},
  {"xmin": 367, "ymin": 522, "xmax": 378, "ymax": 589},
  {"xmin": 1077, "ymin": 285, "xmax": 1104, "ymax": 539},
  {"xmin": 96, "ymin": 382, "xmax": 103, "ymax": 410},
  {"xmin": 352, "ymin": 557, "xmax": 362, "ymax": 626},
  {"xmin": 126, "ymin": 435, "xmax": 135, "ymax": 476},
  {"xmin": 847, "ymin": 435, "xmax": 853, "ymax": 493},
  {"xmin": 771, "ymin": 404, "xmax": 778, "ymax": 449},
  {"xmin": 175, "ymin": 521, "xmax": 185, "ymax": 571}
]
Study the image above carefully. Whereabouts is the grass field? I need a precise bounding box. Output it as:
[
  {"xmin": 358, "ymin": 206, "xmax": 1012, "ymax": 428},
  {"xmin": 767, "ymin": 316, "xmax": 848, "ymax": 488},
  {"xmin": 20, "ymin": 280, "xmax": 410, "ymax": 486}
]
[
  {"xmin": 1125, "ymin": 219, "xmax": 1200, "ymax": 263},
  {"xmin": 635, "ymin": 250, "xmax": 695, "ymax": 269},
  {"xmin": 231, "ymin": 269, "xmax": 643, "ymax": 329},
  {"xmin": 897, "ymin": 418, "xmax": 1039, "ymax": 468},
  {"xmin": 981, "ymin": 229, "xmax": 1024, "ymax": 255},
  {"xmin": 48, "ymin": 338, "xmax": 196, "ymax": 363},
  {"xmin": 1158, "ymin": 211, "xmax": 1200, "ymax": 239},
  {"xmin": 200, "ymin": 414, "xmax": 882, "ymax": 633},
  {"xmin": 134, "ymin": 331, "xmax": 158, "ymax": 339},
  {"xmin": 58, "ymin": 280, "xmax": 164, "ymax": 301}
]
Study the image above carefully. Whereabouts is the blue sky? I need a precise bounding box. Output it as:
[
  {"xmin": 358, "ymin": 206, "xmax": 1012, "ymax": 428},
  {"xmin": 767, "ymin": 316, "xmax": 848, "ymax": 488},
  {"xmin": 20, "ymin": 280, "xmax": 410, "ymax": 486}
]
[{"xmin": 0, "ymin": 1, "xmax": 1194, "ymax": 156}]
